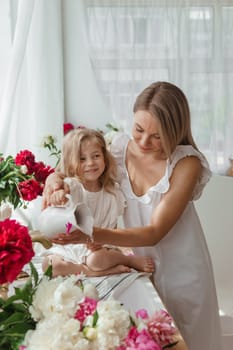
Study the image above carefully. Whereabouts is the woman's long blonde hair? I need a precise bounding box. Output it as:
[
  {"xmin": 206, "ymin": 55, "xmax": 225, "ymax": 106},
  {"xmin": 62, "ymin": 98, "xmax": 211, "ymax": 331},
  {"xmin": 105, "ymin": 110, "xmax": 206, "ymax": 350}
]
[
  {"xmin": 133, "ymin": 81, "xmax": 199, "ymax": 158},
  {"xmin": 58, "ymin": 128, "xmax": 117, "ymax": 193}
]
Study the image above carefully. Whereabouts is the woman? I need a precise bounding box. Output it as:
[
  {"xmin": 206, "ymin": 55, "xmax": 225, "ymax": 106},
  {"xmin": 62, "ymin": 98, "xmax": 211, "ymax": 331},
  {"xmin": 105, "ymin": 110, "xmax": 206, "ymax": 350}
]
[{"xmin": 44, "ymin": 81, "xmax": 222, "ymax": 349}]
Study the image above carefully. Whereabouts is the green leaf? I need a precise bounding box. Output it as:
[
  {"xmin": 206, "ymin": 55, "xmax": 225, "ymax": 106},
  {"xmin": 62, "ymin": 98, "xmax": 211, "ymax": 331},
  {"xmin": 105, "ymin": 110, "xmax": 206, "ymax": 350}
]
[
  {"xmin": 163, "ymin": 341, "xmax": 179, "ymax": 349},
  {"xmin": 129, "ymin": 314, "xmax": 136, "ymax": 326},
  {"xmin": 0, "ymin": 310, "xmax": 12, "ymax": 323},
  {"xmin": 1, "ymin": 312, "xmax": 26, "ymax": 327},
  {"xmin": 29, "ymin": 262, "xmax": 39, "ymax": 286},
  {"xmin": 4, "ymin": 321, "xmax": 35, "ymax": 336},
  {"xmin": 43, "ymin": 264, "xmax": 53, "ymax": 279},
  {"xmin": 2, "ymin": 294, "xmax": 23, "ymax": 308},
  {"xmin": 105, "ymin": 123, "xmax": 119, "ymax": 132},
  {"xmin": 92, "ymin": 310, "xmax": 99, "ymax": 327}
]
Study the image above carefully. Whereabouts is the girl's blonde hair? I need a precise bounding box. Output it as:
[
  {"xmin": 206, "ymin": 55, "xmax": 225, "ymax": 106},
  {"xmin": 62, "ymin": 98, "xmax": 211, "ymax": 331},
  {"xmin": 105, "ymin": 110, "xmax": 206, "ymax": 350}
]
[
  {"xmin": 58, "ymin": 128, "xmax": 117, "ymax": 193},
  {"xmin": 133, "ymin": 81, "xmax": 199, "ymax": 158}
]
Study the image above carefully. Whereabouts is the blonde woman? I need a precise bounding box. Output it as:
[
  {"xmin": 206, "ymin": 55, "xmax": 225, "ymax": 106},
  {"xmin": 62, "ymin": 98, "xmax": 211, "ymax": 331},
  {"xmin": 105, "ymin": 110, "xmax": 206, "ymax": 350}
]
[
  {"xmin": 44, "ymin": 82, "xmax": 222, "ymax": 349},
  {"xmin": 42, "ymin": 128, "xmax": 154, "ymax": 277}
]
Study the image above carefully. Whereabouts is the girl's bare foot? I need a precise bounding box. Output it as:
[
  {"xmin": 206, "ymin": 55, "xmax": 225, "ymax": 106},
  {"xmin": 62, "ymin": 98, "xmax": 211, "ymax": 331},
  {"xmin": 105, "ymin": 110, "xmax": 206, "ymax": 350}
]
[{"xmin": 127, "ymin": 256, "xmax": 155, "ymax": 273}]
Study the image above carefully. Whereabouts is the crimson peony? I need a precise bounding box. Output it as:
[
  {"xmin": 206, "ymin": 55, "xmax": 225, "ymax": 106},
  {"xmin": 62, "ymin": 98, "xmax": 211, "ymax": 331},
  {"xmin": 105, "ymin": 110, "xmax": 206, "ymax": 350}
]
[
  {"xmin": 0, "ymin": 218, "xmax": 34, "ymax": 284},
  {"xmin": 63, "ymin": 122, "xmax": 75, "ymax": 134}
]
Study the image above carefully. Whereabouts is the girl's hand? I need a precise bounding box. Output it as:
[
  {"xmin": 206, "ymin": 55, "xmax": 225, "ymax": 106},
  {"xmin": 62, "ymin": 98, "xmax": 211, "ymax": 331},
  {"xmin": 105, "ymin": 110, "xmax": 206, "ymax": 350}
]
[{"xmin": 52, "ymin": 228, "xmax": 88, "ymax": 245}]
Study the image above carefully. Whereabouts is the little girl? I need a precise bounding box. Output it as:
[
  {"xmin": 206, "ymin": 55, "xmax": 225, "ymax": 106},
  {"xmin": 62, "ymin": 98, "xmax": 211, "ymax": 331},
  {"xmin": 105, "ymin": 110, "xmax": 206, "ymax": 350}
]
[{"xmin": 42, "ymin": 128, "xmax": 154, "ymax": 277}]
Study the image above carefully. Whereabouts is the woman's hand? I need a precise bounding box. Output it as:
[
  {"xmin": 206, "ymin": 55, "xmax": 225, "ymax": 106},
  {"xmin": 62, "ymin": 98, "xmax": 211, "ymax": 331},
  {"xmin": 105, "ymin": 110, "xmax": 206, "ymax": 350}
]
[
  {"xmin": 86, "ymin": 241, "xmax": 103, "ymax": 251},
  {"xmin": 52, "ymin": 228, "xmax": 89, "ymax": 245},
  {"xmin": 42, "ymin": 173, "xmax": 70, "ymax": 209},
  {"xmin": 49, "ymin": 189, "xmax": 69, "ymax": 207}
]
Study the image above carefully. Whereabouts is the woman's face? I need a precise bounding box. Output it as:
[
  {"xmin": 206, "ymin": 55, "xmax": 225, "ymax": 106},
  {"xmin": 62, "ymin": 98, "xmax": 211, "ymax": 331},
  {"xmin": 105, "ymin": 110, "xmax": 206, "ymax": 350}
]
[{"xmin": 132, "ymin": 110, "xmax": 164, "ymax": 155}]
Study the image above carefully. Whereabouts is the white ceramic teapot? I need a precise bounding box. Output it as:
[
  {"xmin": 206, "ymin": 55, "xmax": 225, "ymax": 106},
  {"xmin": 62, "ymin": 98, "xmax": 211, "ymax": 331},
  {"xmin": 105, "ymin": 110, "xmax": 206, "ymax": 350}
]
[{"xmin": 38, "ymin": 195, "xmax": 93, "ymax": 239}]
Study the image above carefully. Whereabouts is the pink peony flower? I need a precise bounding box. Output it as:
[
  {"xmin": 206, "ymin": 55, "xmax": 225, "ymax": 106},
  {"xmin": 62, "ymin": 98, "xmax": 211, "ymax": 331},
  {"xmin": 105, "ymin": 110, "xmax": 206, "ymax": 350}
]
[
  {"xmin": 74, "ymin": 296, "xmax": 97, "ymax": 326},
  {"xmin": 118, "ymin": 326, "xmax": 162, "ymax": 350},
  {"xmin": 65, "ymin": 222, "xmax": 73, "ymax": 234},
  {"xmin": 136, "ymin": 308, "xmax": 149, "ymax": 320},
  {"xmin": 146, "ymin": 310, "xmax": 176, "ymax": 347}
]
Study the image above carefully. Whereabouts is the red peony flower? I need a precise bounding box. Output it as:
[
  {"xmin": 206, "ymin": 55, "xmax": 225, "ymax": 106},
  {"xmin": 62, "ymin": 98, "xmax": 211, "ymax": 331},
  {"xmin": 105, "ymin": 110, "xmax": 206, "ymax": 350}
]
[
  {"xmin": 63, "ymin": 123, "xmax": 75, "ymax": 135},
  {"xmin": 0, "ymin": 218, "xmax": 34, "ymax": 284},
  {"xmin": 18, "ymin": 179, "xmax": 43, "ymax": 201},
  {"xmin": 33, "ymin": 161, "xmax": 54, "ymax": 183},
  {"xmin": 15, "ymin": 150, "xmax": 36, "ymax": 174}
]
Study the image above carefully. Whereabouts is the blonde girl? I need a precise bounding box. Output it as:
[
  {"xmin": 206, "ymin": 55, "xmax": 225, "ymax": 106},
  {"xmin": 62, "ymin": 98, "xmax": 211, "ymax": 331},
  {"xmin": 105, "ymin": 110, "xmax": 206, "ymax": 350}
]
[{"xmin": 42, "ymin": 128, "xmax": 154, "ymax": 277}]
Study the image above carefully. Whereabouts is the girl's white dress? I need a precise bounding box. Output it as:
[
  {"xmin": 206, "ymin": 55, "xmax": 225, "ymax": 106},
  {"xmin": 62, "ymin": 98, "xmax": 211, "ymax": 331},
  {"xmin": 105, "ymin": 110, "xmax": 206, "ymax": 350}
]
[
  {"xmin": 111, "ymin": 133, "xmax": 222, "ymax": 350},
  {"xmin": 44, "ymin": 179, "xmax": 126, "ymax": 264}
]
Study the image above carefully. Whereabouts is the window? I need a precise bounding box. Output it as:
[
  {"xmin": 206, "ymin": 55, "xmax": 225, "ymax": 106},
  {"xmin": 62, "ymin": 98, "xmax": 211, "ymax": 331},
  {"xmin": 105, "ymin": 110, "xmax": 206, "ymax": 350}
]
[{"xmin": 84, "ymin": 1, "xmax": 233, "ymax": 173}]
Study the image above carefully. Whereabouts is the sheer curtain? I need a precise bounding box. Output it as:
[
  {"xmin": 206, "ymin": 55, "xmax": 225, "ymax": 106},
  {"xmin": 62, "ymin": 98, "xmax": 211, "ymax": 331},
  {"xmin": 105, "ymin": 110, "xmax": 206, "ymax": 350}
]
[
  {"xmin": 83, "ymin": 0, "xmax": 233, "ymax": 174},
  {"xmin": 0, "ymin": 0, "xmax": 64, "ymax": 166}
]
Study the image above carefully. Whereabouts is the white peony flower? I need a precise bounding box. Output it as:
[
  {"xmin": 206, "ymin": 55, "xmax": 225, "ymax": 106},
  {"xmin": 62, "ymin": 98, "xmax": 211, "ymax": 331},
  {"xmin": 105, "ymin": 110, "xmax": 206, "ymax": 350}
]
[
  {"xmin": 20, "ymin": 164, "xmax": 28, "ymax": 174},
  {"xmin": 41, "ymin": 134, "xmax": 57, "ymax": 147},
  {"xmin": 104, "ymin": 130, "xmax": 118, "ymax": 146},
  {"xmin": 83, "ymin": 326, "xmax": 97, "ymax": 340},
  {"xmin": 29, "ymin": 275, "xmax": 84, "ymax": 320},
  {"xmin": 53, "ymin": 275, "xmax": 84, "ymax": 316},
  {"xmin": 24, "ymin": 314, "xmax": 90, "ymax": 350},
  {"xmin": 83, "ymin": 283, "xmax": 99, "ymax": 300},
  {"xmin": 94, "ymin": 299, "xmax": 131, "ymax": 350},
  {"xmin": 0, "ymin": 202, "xmax": 12, "ymax": 221}
]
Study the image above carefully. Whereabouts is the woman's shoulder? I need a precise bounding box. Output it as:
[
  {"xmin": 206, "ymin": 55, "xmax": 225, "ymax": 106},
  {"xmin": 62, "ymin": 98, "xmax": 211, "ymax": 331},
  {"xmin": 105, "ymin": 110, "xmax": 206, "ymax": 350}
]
[
  {"xmin": 170, "ymin": 145, "xmax": 210, "ymax": 169},
  {"xmin": 110, "ymin": 132, "xmax": 130, "ymax": 157},
  {"xmin": 168, "ymin": 145, "xmax": 212, "ymax": 200}
]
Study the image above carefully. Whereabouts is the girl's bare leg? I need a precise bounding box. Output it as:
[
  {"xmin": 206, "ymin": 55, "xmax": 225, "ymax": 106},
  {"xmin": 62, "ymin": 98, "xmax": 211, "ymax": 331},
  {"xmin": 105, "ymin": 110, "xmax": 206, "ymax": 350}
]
[
  {"xmin": 42, "ymin": 255, "xmax": 131, "ymax": 278},
  {"xmin": 86, "ymin": 248, "xmax": 155, "ymax": 273}
]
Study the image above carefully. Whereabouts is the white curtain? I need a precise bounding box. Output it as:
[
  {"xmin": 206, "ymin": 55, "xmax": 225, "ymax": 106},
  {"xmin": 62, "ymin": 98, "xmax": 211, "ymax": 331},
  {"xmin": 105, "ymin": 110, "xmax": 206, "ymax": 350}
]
[
  {"xmin": 0, "ymin": 0, "xmax": 64, "ymax": 166},
  {"xmin": 83, "ymin": 0, "xmax": 233, "ymax": 174}
]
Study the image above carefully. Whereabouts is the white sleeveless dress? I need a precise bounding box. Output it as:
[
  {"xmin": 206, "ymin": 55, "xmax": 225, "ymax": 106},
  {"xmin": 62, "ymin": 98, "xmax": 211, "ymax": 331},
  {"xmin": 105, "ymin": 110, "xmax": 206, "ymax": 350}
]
[
  {"xmin": 111, "ymin": 133, "xmax": 222, "ymax": 350},
  {"xmin": 44, "ymin": 179, "xmax": 126, "ymax": 264}
]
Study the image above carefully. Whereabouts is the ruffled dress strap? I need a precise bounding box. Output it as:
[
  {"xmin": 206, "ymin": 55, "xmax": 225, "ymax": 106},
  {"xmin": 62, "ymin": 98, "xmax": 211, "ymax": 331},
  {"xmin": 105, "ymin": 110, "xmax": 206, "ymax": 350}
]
[
  {"xmin": 168, "ymin": 145, "xmax": 212, "ymax": 200},
  {"xmin": 110, "ymin": 132, "xmax": 130, "ymax": 181}
]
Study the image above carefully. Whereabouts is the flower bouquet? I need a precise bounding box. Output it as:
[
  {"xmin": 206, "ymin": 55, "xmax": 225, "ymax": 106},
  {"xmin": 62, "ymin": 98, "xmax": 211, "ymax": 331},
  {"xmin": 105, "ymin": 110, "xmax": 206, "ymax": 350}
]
[
  {"xmin": 0, "ymin": 149, "xmax": 54, "ymax": 211},
  {"xmin": 1, "ymin": 268, "xmax": 178, "ymax": 350},
  {"xmin": 2, "ymin": 273, "xmax": 178, "ymax": 350},
  {"xmin": 0, "ymin": 216, "xmax": 178, "ymax": 350}
]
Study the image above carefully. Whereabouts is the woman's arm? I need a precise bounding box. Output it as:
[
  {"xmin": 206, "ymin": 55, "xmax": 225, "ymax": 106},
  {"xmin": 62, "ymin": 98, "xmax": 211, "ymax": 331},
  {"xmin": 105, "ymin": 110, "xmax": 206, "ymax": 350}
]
[
  {"xmin": 42, "ymin": 172, "xmax": 69, "ymax": 209},
  {"xmin": 52, "ymin": 156, "xmax": 202, "ymax": 247}
]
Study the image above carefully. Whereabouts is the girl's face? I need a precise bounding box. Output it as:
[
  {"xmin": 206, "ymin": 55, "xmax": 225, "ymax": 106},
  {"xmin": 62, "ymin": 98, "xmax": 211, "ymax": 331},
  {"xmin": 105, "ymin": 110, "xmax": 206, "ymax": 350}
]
[
  {"xmin": 132, "ymin": 110, "xmax": 164, "ymax": 156},
  {"xmin": 79, "ymin": 139, "xmax": 106, "ymax": 187}
]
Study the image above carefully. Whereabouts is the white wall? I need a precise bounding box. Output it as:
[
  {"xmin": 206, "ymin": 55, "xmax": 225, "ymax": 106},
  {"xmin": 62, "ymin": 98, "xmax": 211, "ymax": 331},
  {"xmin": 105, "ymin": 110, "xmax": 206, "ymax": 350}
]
[
  {"xmin": 195, "ymin": 175, "xmax": 233, "ymax": 316},
  {"xmin": 62, "ymin": 1, "xmax": 110, "ymax": 130}
]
